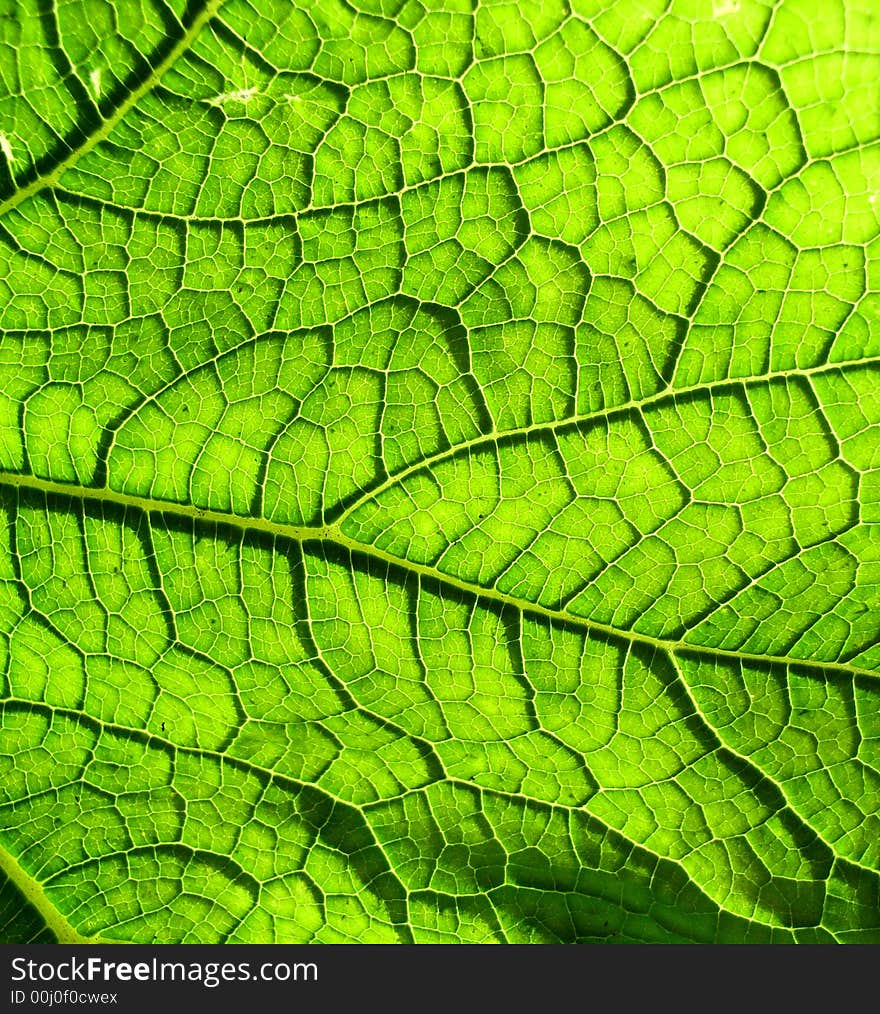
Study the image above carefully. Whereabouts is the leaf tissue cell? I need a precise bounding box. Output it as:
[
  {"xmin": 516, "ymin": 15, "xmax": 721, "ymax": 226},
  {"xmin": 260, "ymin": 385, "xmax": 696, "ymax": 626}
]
[{"xmin": 0, "ymin": 0, "xmax": 878, "ymax": 944}]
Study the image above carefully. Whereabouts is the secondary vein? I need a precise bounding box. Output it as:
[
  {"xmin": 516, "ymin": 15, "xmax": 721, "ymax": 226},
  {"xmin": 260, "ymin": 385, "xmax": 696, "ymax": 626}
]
[{"xmin": 0, "ymin": 0, "xmax": 223, "ymax": 220}]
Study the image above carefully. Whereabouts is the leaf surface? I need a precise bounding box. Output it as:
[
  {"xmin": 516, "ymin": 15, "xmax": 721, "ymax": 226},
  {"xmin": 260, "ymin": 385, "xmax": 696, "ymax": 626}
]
[{"xmin": 1, "ymin": 0, "xmax": 879, "ymax": 943}]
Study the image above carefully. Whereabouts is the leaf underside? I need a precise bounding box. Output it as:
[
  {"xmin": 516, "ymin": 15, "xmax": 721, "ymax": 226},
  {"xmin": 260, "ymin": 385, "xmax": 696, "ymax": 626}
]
[{"xmin": 0, "ymin": 0, "xmax": 879, "ymax": 943}]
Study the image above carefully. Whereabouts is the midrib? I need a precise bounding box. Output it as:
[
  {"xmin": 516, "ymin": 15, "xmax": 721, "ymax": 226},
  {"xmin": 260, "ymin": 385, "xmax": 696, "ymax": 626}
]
[
  {"xmin": 0, "ymin": 468, "xmax": 875, "ymax": 684},
  {"xmin": 0, "ymin": 838, "xmax": 109, "ymax": 944}
]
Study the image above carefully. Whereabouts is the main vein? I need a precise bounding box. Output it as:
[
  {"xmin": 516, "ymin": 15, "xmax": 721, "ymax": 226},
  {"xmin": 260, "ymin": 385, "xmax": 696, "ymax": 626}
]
[{"xmin": 0, "ymin": 469, "xmax": 876, "ymax": 684}]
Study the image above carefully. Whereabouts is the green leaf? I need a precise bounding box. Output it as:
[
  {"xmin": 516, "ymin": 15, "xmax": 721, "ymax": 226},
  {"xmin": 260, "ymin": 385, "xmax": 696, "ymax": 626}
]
[{"xmin": 1, "ymin": 0, "xmax": 879, "ymax": 944}]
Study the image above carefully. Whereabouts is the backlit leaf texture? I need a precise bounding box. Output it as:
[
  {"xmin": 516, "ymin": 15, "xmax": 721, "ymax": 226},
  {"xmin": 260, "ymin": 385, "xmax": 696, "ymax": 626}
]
[{"xmin": 0, "ymin": 0, "xmax": 879, "ymax": 944}]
